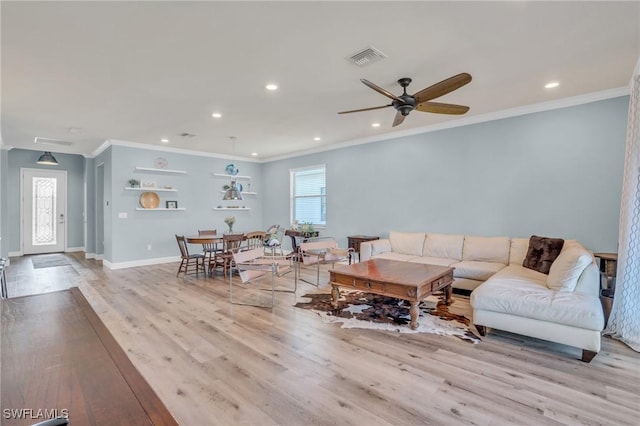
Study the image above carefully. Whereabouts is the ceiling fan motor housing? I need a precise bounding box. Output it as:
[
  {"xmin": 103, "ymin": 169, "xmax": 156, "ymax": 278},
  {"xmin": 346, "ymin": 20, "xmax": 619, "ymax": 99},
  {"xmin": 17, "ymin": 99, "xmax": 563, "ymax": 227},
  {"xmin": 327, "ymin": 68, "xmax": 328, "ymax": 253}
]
[{"xmin": 393, "ymin": 95, "xmax": 416, "ymax": 116}]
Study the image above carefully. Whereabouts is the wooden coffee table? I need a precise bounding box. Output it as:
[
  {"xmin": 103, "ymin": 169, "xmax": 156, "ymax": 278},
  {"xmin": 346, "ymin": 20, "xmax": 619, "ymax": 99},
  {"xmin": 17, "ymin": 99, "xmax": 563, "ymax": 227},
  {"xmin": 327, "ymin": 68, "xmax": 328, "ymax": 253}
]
[{"xmin": 329, "ymin": 259, "xmax": 454, "ymax": 330}]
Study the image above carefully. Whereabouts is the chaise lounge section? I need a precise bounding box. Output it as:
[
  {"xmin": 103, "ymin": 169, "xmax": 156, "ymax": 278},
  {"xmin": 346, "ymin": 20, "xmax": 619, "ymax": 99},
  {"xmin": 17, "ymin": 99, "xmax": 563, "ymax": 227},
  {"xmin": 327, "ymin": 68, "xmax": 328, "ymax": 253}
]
[{"xmin": 360, "ymin": 231, "xmax": 604, "ymax": 361}]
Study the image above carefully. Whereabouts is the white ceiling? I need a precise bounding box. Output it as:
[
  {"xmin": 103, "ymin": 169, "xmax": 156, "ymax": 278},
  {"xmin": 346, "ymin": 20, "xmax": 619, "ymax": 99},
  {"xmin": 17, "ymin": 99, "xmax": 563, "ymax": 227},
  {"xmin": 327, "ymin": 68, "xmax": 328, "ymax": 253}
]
[{"xmin": 2, "ymin": 1, "xmax": 638, "ymax": 161}]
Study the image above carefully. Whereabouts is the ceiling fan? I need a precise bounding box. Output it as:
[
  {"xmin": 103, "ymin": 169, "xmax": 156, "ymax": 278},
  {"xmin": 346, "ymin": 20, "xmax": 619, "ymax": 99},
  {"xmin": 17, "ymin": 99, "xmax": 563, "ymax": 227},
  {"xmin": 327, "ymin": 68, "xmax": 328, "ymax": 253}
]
[{"xmin": 338, "ymin": 72, "xmax": 472, "ymax": 127}]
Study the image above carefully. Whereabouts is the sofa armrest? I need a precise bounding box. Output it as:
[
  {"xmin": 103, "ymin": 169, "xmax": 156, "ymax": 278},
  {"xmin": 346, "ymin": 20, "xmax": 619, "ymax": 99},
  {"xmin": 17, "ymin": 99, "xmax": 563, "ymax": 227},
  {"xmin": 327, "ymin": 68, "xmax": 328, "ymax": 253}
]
[
  {"xmin": 360, "ymin": 239, "xmax": 391, "ymax": 262},
  {"xmin": 574, "ymin": 262, "xmax": 600, "ymax": 296}
]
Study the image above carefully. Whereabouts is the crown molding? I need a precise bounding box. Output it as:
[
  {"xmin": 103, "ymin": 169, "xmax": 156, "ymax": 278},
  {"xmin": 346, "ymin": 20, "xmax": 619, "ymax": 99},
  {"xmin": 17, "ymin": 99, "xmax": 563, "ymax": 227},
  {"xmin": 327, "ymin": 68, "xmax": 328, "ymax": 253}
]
[
  {"xmin": 263, "ymin": 86, "xmax": 630, "ymax": 163},
  {"xmin": 87, "ymin": 138, "xmax": 260, "ymax": 162}
]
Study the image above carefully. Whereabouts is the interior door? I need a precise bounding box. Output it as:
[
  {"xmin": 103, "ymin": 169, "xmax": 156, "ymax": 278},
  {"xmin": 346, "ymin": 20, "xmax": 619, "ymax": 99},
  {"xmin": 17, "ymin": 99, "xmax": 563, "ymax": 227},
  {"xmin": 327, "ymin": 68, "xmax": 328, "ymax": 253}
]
[{"xmin": 22, "ymin": 168, "xmax": 67, "ymax": 254}]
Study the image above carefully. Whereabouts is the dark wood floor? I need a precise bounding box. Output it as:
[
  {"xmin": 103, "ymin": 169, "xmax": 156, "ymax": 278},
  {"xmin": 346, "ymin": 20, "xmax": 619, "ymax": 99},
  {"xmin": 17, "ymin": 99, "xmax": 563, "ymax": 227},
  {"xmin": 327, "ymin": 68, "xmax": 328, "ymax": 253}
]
[
  {"xmin": 1, "ymin": 253, "xmax": 639, "ymax": 425},
  {"xmin": 1, "ymin": 286, "xmax": 177, "ymax": 426}
]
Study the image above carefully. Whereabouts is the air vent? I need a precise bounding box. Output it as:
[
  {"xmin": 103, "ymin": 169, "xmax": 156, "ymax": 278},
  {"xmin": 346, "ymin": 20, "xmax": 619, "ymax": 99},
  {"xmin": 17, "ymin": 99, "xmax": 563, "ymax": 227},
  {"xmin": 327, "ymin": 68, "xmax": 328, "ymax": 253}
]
[
  {"xmin": 34, "ymin": 137, "xmax": 73, "ymax": 146},
  {"xmin": 346, "ymin": 46, "xmax": 387, "ymax": 67},
  {"xmin": 179, "ymin": 132, "xmax": 197, "ymax": 138}
]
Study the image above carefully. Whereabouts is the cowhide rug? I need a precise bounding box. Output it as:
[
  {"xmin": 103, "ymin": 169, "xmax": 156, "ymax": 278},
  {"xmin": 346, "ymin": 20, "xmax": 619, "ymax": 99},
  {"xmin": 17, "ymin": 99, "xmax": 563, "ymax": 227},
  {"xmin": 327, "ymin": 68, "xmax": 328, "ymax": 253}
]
[{"xmin": 295, "ymin": 291, "xmax": 480, "ymax": 343}]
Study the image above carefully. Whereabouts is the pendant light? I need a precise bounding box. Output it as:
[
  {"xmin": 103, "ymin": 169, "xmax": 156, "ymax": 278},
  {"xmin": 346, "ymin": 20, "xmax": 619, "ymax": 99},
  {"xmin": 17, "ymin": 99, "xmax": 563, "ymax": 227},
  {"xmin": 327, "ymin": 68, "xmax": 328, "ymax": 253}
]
[
  {"xmin": 36, "ymin": 151, "xmax": 58, "ymax": 165},
  {"xmin": 223, "ymin": 137, "xmax": 243, "ymax": 201}
]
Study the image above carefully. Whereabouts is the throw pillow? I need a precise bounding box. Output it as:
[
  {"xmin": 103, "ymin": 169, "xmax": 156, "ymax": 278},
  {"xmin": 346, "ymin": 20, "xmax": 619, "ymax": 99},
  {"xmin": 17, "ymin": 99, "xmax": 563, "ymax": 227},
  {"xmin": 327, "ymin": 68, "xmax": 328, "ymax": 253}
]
[
  {"xmin": 547, "ymin": 246, "xmax": 593, "ymax": 292},
  {"xmin": 522, "ymin": 235, "xmax": 564, "ymax": 274}
]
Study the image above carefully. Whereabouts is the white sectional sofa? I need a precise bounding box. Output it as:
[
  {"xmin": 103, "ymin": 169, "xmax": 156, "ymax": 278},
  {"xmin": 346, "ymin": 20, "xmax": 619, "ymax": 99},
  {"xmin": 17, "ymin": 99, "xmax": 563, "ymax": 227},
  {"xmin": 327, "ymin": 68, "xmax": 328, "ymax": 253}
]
[{"xmin": 360, "ymin": 232, "xmax": 605, "ymax": 362}]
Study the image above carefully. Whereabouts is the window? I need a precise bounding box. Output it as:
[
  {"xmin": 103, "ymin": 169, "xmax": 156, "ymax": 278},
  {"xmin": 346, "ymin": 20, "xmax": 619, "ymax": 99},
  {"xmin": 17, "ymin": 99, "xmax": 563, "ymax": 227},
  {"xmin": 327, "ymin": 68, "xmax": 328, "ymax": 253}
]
[{"xmin": 291, "ymin": 165, "xmax": 326, "ymax": 226}]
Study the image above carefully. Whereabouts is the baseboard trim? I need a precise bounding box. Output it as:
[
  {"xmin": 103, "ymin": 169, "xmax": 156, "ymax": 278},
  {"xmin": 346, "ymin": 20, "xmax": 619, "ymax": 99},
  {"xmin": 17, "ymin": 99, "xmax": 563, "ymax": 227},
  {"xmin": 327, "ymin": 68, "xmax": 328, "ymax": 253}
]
[
  {"xmin": 8, "ymin": 251, "xmax": 22, "ymax": 257},
  {"xmin": 66, "ymin": 246, "xmax": 85, "ymax": 253},
  {"xmin": 85, "ymin": 252, "xmax": 96, "ymax": 259},
  {"xmin": 103, "ymin": 255, "xmax": 180, "ymax": 270}
]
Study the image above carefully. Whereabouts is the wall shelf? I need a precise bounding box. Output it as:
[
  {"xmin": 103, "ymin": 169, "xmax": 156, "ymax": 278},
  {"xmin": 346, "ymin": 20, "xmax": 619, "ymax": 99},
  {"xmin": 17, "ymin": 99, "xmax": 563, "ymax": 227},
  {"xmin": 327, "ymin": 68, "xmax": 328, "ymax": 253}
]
[
  {"xmin": 218, "ymin": 190, "xmax": 257, "ymax": 195},
  {"xmin": 135, "ymin": 167, "xmax": 187, "ymax": 174},
  {"xmin": 125, "ymin": 187, "xmax": 177, "ymax": 192},
  {"xmin": 212, "ymin": 173, "xmax": 251, "ymax": 180},
  {"xmin": 212, "ymin": 207, "xmax": 251, "ymax": 211},
  {"xmin": 135, "ymin": 208, "xmax": 186, "ymax": 211}
]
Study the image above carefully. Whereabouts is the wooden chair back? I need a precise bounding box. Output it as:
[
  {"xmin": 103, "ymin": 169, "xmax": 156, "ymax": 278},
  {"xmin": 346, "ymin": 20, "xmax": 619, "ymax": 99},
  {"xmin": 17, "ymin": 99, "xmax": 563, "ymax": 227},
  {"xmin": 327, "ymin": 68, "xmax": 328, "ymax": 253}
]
[
  {"xmin": 175, "ymin": 235, "xmax": 189, "ymax": 258},
  {"xmin": 223, "ymin": 233, "xmax": 245, "ymax": 254},
  {"xmin": 244, "ymin": 231, "xmax": 267, "ymax": 251}
]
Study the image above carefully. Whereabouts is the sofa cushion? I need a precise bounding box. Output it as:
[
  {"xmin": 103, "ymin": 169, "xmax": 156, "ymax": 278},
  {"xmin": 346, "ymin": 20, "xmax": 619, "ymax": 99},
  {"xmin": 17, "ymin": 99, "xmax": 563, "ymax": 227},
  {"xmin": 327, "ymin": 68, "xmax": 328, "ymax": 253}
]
[
  {"xmin": 547, "ymin": 246, "xmax": 593, "ymax": 292},
  {"xmin": 408, "ymin": 256, "xmax": 458, "ymax": 267},
  {"xmin": 451, "ymin": 260, "xmax": 506, "ymax": 281},
  {"xmin": 372, "ymin": 252, "xmax": 418, "ymax": 262},
  {"xmin": 523, "ymin": 235, "xmax": 564, "ymax": 274},
  {"xmin": 389, "ymin": 232, "xmax": 425, "ymax": 256},
  {"xmin": 423, "ymin": 233, "xmax": 464, "ymax": 260},
  {"xmin": 471, "ymin": 265, "xmax": 604, "ymax": 331},
  {"xmin": 509, "ymin": 238, "xmax": 529, "ymax": 265},
  {"xmin": 462, "ymin": 236, "xmax": 510, "ymax": 264}
]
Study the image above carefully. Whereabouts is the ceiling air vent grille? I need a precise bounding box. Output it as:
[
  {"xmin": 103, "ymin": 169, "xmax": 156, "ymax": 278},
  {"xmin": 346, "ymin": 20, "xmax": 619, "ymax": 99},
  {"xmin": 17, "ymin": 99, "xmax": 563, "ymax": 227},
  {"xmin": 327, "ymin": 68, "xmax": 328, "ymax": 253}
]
[
  {"xmin": 347, "ymin": 46, "xmax": 386, "ymax": 67},
  {"xmin": 34, "ymin": 137, "xmax": 73, "ymax": 146}
]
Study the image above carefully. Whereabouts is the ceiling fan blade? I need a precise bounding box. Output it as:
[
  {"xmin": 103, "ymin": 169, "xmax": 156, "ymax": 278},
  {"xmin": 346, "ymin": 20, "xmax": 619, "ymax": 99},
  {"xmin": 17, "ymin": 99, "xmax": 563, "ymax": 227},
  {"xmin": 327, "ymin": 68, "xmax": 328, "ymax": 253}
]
[
  {"xmin": 338, "ymin": 104, "xmax": 391, "ymax": 114},
  {"xmin": 360, "ymin": 79, "xmax": 403, "ymax": 102},
  {"xmin": 392, "ymin": 111, "xmax": 406, "ymax": 127},
  {"xmin": 413, "ymin": 73, "xmax": 472, "ymax": 103},
  {"xmin": 416, "ymin": 102, "xmax": 470, "ymax": 115}
]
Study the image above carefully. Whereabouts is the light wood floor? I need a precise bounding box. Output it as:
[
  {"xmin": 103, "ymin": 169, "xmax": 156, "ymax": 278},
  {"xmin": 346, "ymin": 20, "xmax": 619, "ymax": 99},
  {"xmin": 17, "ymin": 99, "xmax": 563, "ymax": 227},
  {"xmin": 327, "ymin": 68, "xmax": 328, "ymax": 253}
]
[{"xmin": 3, "ymin": 253, "xmax": 639, "ymax": 425}]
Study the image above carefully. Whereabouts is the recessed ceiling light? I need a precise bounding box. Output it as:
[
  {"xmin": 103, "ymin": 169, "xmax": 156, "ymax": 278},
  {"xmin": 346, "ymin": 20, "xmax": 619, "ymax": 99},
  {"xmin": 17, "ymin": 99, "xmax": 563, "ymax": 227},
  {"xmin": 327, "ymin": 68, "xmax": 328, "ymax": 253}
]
[
  {"xmin": 160, "ymin": 138, "xmax": 169, "ymax": 143},
  {"xmin": 545, "ymin": 81, "xmax": 560, "ymax": 89},
  {"xmin": 265, "ymin": 83, "xmax": 278, "ymax": 91},
  {"xmin": 371, "ymin": 123, "xmax": 381, "ymax": 128},
  {"xmin": 313, "ymin": 137, "xmax": 321, "ymax": 141},
  {"xmin": 251, "ymin": 152, "xmax": 258, "ymax": 156},
  {"xmin": 211, "ymin": 112, "xmax": 222, "ymax": 118}
]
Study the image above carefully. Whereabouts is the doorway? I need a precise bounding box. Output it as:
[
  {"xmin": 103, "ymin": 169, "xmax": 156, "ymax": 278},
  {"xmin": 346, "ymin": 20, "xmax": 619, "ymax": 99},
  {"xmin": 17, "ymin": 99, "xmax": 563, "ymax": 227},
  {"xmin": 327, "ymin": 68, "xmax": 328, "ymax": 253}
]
[{"xmin": 21, "ymin": 168, "xmax": 67, "ymax": 254}]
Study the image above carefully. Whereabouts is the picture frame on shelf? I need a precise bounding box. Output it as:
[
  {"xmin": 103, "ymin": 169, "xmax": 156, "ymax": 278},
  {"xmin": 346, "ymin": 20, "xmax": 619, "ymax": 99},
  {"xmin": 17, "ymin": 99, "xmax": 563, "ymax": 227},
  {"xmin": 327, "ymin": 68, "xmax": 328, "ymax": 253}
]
[{"xmin": 166, "ymin": 200, "xmax": 178, "ymax": 209}]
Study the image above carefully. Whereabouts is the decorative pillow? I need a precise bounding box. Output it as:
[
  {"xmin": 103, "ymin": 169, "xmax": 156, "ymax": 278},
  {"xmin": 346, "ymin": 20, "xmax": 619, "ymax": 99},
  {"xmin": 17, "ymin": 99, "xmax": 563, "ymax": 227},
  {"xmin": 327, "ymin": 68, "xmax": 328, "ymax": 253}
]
[
  {"xmin": 547, "ymin": 246, "xmax": 593, "ymax": 292},
  {"xmin": 522, "ymin": 235, "xmax": 564, "ymax": 274}
]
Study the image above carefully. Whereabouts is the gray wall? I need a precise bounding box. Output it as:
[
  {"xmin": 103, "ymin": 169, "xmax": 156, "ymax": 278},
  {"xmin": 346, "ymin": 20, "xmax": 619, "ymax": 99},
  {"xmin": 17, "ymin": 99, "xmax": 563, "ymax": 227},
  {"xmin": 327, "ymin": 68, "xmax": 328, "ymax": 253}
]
[
  {"xmin": 84, "ymin": 157, "xmax": 96, "ymax": 255},
  {"xmin": 0, "ymin": 149, "xmax": 6, "ymax": 258},
  {"xmin": 262, "ymin": 96, "xmax": 628, "ymax": 252},
  {"xmin": 5, "ymin": 149, "xmax": 86, "ymax": 253},
  {"xmin": 103, "ymin": 145, "xmax": 262, "ymax": 264}
]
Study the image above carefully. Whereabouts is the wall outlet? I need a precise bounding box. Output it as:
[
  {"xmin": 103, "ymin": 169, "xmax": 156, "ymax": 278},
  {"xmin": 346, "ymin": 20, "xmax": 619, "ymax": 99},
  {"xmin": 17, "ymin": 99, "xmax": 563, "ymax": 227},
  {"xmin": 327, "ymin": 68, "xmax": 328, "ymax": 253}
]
[
  {"xmin": 118, "ymin": 212, "xmax": 127, "ymax": 219},
  {"xmin": 146, "ymin": 244, "xmax": 152, "ymax": 251}
]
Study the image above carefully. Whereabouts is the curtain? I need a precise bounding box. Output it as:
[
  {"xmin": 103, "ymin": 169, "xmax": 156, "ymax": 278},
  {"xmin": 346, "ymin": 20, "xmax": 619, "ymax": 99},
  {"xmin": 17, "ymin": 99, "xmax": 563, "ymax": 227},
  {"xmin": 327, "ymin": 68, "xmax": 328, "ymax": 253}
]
[{"xmin": 604, "ymin": 69, "xmax": 640, "ymax": 352}]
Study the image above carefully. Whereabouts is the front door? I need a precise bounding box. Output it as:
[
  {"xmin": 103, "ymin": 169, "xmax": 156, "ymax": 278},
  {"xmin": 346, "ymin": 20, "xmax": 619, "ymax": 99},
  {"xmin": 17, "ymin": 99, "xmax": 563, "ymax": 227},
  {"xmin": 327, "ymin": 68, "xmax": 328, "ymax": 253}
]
[{"xmin": 22, "ymin": 168, "xmax": 67, "ymax": 254}]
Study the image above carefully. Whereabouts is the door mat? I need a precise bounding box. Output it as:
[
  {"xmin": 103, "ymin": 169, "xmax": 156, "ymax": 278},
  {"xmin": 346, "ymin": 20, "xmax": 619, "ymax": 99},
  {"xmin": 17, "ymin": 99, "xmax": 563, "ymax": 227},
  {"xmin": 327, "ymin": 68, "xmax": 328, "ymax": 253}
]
[
  {"xmin": 295, "ymin": 291, "xmax": 480, "ymax": 343},
  {"xmin": 31, "ymin": 254, "xmax": 71, "ymax": 269}
]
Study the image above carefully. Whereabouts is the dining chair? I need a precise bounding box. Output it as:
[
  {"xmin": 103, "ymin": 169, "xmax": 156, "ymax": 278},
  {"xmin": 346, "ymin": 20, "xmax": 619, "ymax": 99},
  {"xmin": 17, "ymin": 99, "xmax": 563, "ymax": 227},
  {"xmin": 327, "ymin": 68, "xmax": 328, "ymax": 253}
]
[
  {"xmin": 244, "ymin": 231, "xmax": 268, "ymax": 251},
  {"xmin": 175, "ymin": 235, "xmax": 205, "ymax": 277},
  {"xmin": 198, "ymin": 229, "xmax": 221, "ymax": 265},
  {"xmin": 297, "ymin": 239, "xmax": 353, "ymax": 287},
  {"xmin": 230, "ymin": 247, "xmax": 295, "ymax": 308},
  {"xmin": 211, "ymin": 233, "xmax": 245, "ymax": 277}
]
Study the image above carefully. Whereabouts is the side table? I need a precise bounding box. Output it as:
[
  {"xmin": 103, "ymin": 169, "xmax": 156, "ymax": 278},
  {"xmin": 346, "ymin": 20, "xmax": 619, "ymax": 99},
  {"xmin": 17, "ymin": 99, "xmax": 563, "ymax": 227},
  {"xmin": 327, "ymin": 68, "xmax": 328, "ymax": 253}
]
[
  {"xmin": 594, "ymin": 252, "xmax": 617, "ymax": 326},
  {"xmin": 347, "ymin": 235, "xmax": 380, "ymax": 264},
  {"xmin": 594, "ymin": 252, "xmax": 617, "ymax": 296}
]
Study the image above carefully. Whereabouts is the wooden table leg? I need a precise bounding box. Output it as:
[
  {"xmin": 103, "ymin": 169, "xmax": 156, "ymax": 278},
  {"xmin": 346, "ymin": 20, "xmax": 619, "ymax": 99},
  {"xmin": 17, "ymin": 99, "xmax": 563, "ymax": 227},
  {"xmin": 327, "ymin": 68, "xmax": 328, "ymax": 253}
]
[
  {"xmin": 443, "ymin": 284, "xmax": 453, "ymax": 305},
  {"xmin": 409, "ymin": 301, "xmax": 419, "ymax": 330},
  {"xmin": 331, "ymin": 285, "xmax": 340, "ymax": 308}
]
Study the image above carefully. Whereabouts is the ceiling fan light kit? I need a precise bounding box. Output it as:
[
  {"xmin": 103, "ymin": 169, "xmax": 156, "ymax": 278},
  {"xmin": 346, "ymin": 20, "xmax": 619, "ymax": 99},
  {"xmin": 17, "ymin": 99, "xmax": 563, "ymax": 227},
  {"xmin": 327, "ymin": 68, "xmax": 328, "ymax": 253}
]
[{"xmin": 338, "ymin": 72, "xmax": 472, "ymax": 127}]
